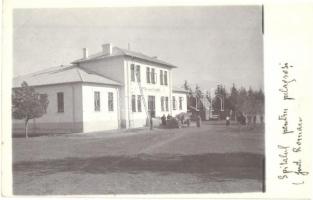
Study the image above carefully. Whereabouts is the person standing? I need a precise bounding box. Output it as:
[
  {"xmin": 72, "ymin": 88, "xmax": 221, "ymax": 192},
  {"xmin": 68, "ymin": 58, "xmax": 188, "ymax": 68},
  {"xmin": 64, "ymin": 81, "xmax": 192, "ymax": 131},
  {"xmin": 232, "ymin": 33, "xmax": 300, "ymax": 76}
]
[
  {"xmin": 196, "ymin": 114, "xmax": 201, "ymax": 127},
  {"xmin": 150, "ymin": 117, "xmax": 153, "ymax": 130},
  {"xmin": 161, "ymin": 114, "xmax": 166, "ymax": 126},
  {"xmin": 226, "ymin": 116, "xmax": 230, "ymax": 126},
  {"xmin": 167, "ymin": 114, "xmax": 171, "ymax": 120},
  {"xmin": 247, "ymin": 114, "xmax": 252, "ymax": 128}
]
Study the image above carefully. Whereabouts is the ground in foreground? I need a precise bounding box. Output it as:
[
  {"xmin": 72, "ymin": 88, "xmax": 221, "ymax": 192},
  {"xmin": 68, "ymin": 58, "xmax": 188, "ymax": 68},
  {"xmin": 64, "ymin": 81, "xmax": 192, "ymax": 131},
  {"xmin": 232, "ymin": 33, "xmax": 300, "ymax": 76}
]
[{"xmin": 13, "ymin": 122, "xmax": 264, "ymax": 195}]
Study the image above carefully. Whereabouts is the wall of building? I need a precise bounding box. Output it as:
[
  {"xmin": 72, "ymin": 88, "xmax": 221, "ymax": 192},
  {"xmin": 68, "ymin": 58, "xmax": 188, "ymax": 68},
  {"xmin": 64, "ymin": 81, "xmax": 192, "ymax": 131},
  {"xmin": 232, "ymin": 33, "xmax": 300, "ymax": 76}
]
[
  {"xmin": 81, "ymin": 83, "xmax": 119, "ymax": 132},
  {"xmin": 79, "ymin": 57, "xmax": 128, "ymax": 129},
  {"xmin": 78, "ymin": 56, "xmax": 178, "ymax": 129},
  {"xmin": 12, "ymin": 83, "xmax": 83, "ymax": 135},
  {"xmin": 124, "ymin": 58, "xmax": 174, "ymax": 128},
  {"xmin": 172, "ymin": 92, "xmax": 188, "ymax": 116},
  {"xmin": 79, "ymin": 57, "xmax": 125, "ymax": 84}
]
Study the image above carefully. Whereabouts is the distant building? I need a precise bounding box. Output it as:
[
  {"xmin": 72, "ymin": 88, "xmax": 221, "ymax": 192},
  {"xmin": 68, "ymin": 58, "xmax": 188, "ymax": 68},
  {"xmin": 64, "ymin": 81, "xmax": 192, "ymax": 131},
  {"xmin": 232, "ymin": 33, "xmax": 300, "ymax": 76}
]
[{"xmin": 13, "ymin": 43, "xmax": 188, "ymax": 134}]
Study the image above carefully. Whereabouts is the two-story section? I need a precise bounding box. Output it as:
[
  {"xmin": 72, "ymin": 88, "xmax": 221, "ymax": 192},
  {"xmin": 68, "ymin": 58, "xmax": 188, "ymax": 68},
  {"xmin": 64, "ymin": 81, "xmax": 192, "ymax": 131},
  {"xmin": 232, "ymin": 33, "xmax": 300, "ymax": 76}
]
[
  {"xmin": 125, "ymin": 55, "xmax": 175, "ymax": 128},
  {"xmin": 72, "ymin": 43, "xmax": 186, "ymax": 129}
]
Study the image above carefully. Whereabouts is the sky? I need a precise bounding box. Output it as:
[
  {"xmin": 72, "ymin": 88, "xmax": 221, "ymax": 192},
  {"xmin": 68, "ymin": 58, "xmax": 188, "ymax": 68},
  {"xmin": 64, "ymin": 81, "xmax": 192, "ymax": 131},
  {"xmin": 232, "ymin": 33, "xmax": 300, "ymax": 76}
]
[{"xmin": 14, "ymin": 6, "xmax": 263, "ymax": 92}]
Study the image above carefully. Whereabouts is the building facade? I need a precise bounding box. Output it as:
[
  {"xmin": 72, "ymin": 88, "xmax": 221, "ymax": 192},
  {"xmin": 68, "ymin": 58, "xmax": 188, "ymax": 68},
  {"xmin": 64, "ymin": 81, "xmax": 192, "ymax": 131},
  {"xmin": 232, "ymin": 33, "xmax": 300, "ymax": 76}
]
[{"xmin": 13, "ymin": 43, "xmax": 187, "ymax": 134}]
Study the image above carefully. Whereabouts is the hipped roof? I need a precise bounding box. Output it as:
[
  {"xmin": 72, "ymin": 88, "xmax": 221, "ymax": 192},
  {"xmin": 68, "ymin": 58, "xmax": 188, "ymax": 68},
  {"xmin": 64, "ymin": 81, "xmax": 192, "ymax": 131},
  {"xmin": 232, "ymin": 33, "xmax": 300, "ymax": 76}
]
[
  {"xmin": 72, "ymin": 47, "xmax": 178, "ymax": 68},
  {"xmin": 13, "ymin": 65, "xmax": 121, "ymax": 88}
]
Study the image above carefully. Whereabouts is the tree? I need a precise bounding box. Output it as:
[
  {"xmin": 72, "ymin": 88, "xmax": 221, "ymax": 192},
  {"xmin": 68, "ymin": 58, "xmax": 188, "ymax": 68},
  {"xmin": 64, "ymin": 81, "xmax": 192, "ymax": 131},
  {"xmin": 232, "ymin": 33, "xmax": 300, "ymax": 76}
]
[
  {"xmin": 183, "ymin": 80, "xmax": 194, "ymax": 109},
  {"xmin": 12, "ymin": 81, "xmax": 49, "ymax": 138},
  {"xmin": 212, "ymin": 84, "xmax": 227, "ymax": 113},
  {"xmin": 205, "ymin": 90, "xmax": 211, "ymax": 102},
  {"xmin": 245, "ymin": 87, "xmax": 256, "ymax": 115},
  {"xmin": 195, "ymin": 84, "xmax": 203, "ymax": 101},
  {"xmin": 235, "ymin": 86, "xmax": 265, "ymax": 117},
  {"xmin": 183, "ymin": 80, "xmax": 191, "ymax": 93},
  {"xmin": 255, "ymin": 89, "xmax": 265, "ymax": 115},
  {"xmin": 237, "ymin": 87, "xmax": 247, "ymax": 114},
  {"xmin": 228, "ymin": 84, "xmax": 239, "ymax": 118},
  {"xmin": 194, "ymin": 84, "xmax": 204, "ymax": 111}
]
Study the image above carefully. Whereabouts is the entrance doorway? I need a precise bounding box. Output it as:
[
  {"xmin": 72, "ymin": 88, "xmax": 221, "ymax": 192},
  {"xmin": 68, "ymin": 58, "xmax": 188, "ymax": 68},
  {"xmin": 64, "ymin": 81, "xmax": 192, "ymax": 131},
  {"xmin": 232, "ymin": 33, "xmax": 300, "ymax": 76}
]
[{"xmin": 148, "ymin": 96, "xmax": 155, "ymax": 118}]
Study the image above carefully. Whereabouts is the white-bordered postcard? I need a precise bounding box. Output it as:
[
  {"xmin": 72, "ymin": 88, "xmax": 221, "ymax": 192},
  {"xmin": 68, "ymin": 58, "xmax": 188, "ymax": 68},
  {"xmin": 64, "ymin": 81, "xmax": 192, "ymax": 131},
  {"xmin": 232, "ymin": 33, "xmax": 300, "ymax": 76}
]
[{"xmin": 1, "ymin": 0, "xmax": 312, "ymax": 199}]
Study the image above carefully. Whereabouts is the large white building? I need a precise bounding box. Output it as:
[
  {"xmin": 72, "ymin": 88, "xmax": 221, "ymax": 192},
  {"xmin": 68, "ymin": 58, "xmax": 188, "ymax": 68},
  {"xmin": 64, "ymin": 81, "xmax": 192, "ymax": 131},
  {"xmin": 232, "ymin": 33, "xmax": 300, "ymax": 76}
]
[{"xmin": 13, "ymin": 43, "xmax": 188, "ymax": 134}]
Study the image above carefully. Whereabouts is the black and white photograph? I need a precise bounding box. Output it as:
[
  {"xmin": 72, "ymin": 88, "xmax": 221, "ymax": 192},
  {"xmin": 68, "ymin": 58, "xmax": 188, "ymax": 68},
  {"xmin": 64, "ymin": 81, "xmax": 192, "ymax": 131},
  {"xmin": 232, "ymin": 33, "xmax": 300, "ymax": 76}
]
[
  {"xmin": 2, "ymin": 2, "xmax": 311, "ymax": 198},
  {"xmin": 10, "ymin": 6, "xmax": 265, "ymax": 195}
]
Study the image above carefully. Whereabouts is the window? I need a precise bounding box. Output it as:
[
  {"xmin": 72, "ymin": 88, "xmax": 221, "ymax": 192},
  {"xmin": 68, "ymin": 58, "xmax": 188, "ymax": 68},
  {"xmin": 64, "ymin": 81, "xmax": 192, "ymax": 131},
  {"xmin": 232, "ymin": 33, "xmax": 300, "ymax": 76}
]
[
  {"xmin": 146, "ymin": 67, "xmax": 150, "ymax": 83},
  {"xmin": 165, "ymin": 97, "xmax": 169, "ymax": 111},
  {"xmin": 161, "ymin": 96, "xmax": 164, "ymax": 111},
  {"xmin": 137, "ymin": 95, "xmax": 142, "ymax": 112},
  {"xmin": 108, "ymin": 92, "xmax": 114, "ymax": 111},
  {"xmin": 136, "ymin": 65, "xmax": 141, "ymax": 82},
  {"xmin": 57, "ymin": 92, "xmax": 64, "ymax": 113},
  {"xmin": 39, "ymin": 94, "xmax": 45, "ymax": 100},
  {"xmin": 39, "ymin": 93, "xmax": 47, "ymax": 102},
  {"xmin": 164, "ymin": 71, "xmax": 168, "ymax": 85},
  {"xmin": 39, "ymin": 94, "xmax": 48, "ymax": 113},
  {"xmin": 179, "ymin": 97, "xmax": 183, "ymax": 110},
  {"xmin": 151, "ymin": 68, "xmax": 155, "ymax": 84},
  {"xmin": 148, "ymin": 96, "xmax": 156, "ymax": 118},
  {"xmin": 132, "ymin": 95, "xmax": 136, "ymax": 112},
  {"xmin": 160, "ymin": 70, "xmax": 163, "ymax": 85},
  {"xmin": 172, "ymin": 96, "xmax": 176, "ymax": 110},
  {"xmin": 94, "ymin": 91, "xmax": 100, "ymax": 111},
  {"xmin": 131, "ymin": 64, "xmax": 135, "ymax": 82}
]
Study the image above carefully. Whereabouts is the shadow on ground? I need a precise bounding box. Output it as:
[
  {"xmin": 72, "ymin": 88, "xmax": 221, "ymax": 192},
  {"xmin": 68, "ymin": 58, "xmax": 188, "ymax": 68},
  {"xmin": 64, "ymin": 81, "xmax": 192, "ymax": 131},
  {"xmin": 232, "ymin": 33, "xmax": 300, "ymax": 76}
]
[{"xmin": 14, "ymin": 152, "xmax": 264, "ymax": 181}]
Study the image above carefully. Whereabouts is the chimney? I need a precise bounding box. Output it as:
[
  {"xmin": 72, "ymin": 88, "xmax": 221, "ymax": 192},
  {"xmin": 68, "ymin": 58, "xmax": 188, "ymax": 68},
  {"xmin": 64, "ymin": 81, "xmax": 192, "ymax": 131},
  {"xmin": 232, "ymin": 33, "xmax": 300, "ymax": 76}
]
[
  {"xmin": 102, "ymin": 43, "xmax": 113, "ymax": 55},
  {"xmin": 83, "ymin": 48, "xmax": 88, "ymax": 59}
]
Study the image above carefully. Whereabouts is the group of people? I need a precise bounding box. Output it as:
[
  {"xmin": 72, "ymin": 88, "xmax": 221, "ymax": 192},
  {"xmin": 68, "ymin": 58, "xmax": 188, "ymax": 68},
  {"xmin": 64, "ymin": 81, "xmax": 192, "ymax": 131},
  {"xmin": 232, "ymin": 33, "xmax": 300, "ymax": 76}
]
[
  {"xmin": 161, "ymin": 114, "xmax": 173, "ymax": 126},
  {"xmin": 161, "ymin": 113, "xmax": 197, "ymax": 128},
  {"xmin": 160, "ymin": 112, "xmax": 263, "ymax": 128},
  {"xmin": 235, "ymin": 113, "xmax": 263, "ymax": 127}
]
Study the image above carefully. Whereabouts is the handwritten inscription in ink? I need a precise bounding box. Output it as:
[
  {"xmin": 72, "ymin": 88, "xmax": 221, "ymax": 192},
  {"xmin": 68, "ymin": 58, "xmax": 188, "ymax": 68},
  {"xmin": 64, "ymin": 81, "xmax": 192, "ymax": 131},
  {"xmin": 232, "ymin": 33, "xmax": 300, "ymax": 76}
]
[
  {"xmin": 277, "ymin": 63, "xmax": 309, "ymax": 185},
  {"xmin": 279, "ymin": 63, "xmax": 296, "ymax": 100}
]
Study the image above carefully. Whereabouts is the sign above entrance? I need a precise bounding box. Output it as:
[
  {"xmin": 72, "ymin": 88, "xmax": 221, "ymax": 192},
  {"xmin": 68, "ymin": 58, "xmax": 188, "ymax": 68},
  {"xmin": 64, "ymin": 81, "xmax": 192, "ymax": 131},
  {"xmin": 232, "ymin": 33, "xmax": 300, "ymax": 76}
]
[{"xmin": 141, "ymin": 87, "xmax": 161, "ymax": 92}]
